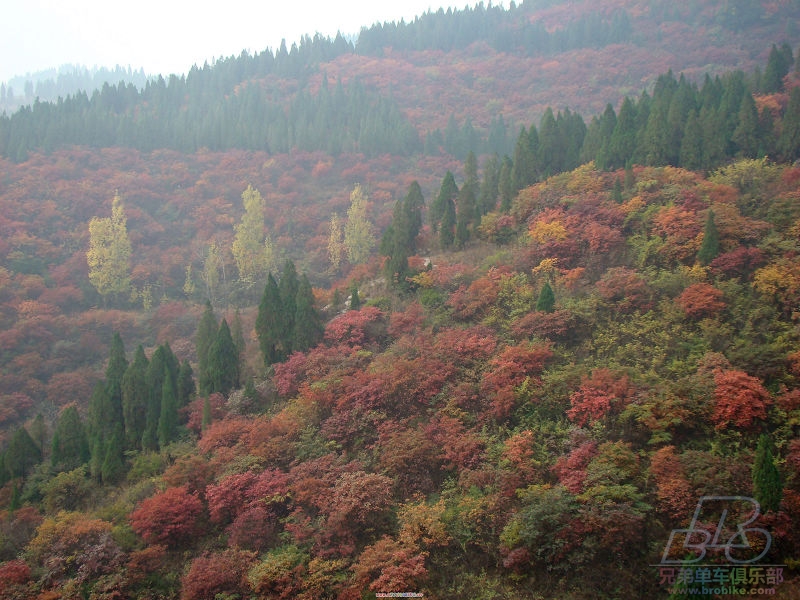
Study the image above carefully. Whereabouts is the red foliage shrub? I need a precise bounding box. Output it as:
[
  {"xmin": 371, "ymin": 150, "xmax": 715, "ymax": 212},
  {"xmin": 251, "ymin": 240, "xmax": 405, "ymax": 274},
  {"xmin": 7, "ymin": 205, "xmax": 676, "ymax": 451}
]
[
  {"xmin": 180, "ymin": 549, "xmax": 256, "ymax": 600},
  {"xmin": 273, "ymin": 352, "xmax": 308, "ymax": 397},
  {"xmin": 676, "ymin": 283, "xmax": 726, "ymax": 319},
  {"xmin": 324, "ymin": 306, "xmax": 386, "ymax": 348},
  {"xmin": 596, "ymin": 267, "xmax": 653, "ymax": 312},
  {"xmin": 648, "ymin": 445, "xmax": 696, "ymax": 521},
  {"xmin": 710, "ymin": 246, "xmax": 766, "ymax": 279},
  {"xmin": 552, "ymin": 440, "xmax": 598, "ymax": 494},
  {"xmin": 198, "ymin": 417, "xmax": 253, "ymax": 453},
  {"xmin": 129, "ymin": 486, "xmax": 204, "ymax": 547},
  {"xmin": 712, "ymin": 369, "xmax": 772, "ymax": 430},
  {"xmin": 480, "ymin": 342, "xmax": 552, "ymax": 420},
  {"xmin": 0, "ymin": 559, "xmax": 31, "ymax": 589},
  {"xmin": 566, "ymin": 368, "xmax": 635, "ymax": 426}
]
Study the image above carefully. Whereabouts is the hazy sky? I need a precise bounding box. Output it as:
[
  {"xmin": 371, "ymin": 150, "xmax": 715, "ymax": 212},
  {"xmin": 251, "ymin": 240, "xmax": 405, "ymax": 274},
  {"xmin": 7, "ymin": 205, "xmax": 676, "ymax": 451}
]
[{"xmin": 1, "ymin": 0, "xmax": 473, "ymax": 83}]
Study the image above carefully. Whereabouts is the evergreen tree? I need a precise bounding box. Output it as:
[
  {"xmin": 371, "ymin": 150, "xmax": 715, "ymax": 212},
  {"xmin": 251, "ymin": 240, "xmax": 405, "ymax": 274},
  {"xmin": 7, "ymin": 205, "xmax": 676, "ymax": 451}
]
[
  {"xmin": 142, "ymin": 344, "xmax": 177, "ymax": 451},
  {"xmin": 349, "ymin": 280, "xmax": 361, "ymax": 310},
  {"xmin": 697, "ymin": 210, "xmax": 720, "ymax": 265},
  {"xmin": 475, "ymin": 158, "xmax": 499, "ymax": 214},
  {"xmin": 778, "ymin": 87, "xmax": 800, "ymax": 163},
  {"xmin": 278, "ymin": 260, "xmax": 299, "ymax": 355},
  {"xmin": 231, "ymin": 309, "xmax": 246, "ymax": 379},
  {"xmin": 196, "ymin": 300, "xmax": 218, "ymax": 396},
  {"xmin": 608, "ymin": 97, "xmax": 637, "ymax": 169},
  {"xmin": 122, "ymin": 345, "xmax": 149, "ymax": 451},
  {"xmin": 157, "ymin": 367, "xmax": 179, "ymax": 448},
  {"xmin": 177, "ymin": 360, "xmax": 195, "ymax": 407},
  {"xmin": 752, "ymin": 434, "xmax": 782, "ymax": 513},
  {"xmin": 536, "ymin": 281, "xmax": 555, "ymax": 313},
  {"xmin": 430, "ymin": 171, "xmax": 458, "ymax": 233},
  {"xmin": 732, "ymin": 92, "xmax": 759, "ymax": 158},
  {"xmin": 511, "ymin": 126, "xmax": 536, "ymax": 192},
  {"xmin": 208, "ymin": 319, "xmax": 240, "ymax": 395},
  {"xmin": 498, "ymin": 155, "xmax": 515, "ymax": 213},
  {"xmin": 680, "ymin": 110, "xmax": 704, "ymax": 170},
  {"xmin": 5, "ymin": 426, "xmax": 42, "ymax": 479},
  {"xmin": 256, "ymin": 273, "xmax": 283, "ymax": 365},
  {"xmin": 51, "ymin": 404, "xmax": 90, "ymax": 472},
  {"xmin": 293, "ymin": 274, "xmax": 324, "ymax": 352},
  {"xmin": 30, "ymin": 413, "xmax": 46, "ymax": 458},
  {"xmin": 440, "ymin": 191, "xmax": 457, "ymax": 249},
  {"xmin": 100, "ymin": 431, "xmax": 125, "ymax": 483},
  {"xmin": 763, "ymin": 44, "xmax": 791, "ymax": 93}
]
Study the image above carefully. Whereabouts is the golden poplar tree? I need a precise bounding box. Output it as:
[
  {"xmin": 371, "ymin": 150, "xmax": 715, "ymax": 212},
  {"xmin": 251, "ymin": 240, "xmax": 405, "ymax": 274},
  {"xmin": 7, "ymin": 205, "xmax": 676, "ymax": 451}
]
[
  {"xmin": 87, "ymin": 192, "xmax": 131, "ymax": 302},
  {"xmin": 328, "ymin": 212, "xmax": 345, "ymax": 271},
  {"xmin": 344, "ymin": 184, "xmax": 375, "ymax": 265},
  {"xmin": 232, "ymin": 185, "xmax": 273, "ymax": 283}
]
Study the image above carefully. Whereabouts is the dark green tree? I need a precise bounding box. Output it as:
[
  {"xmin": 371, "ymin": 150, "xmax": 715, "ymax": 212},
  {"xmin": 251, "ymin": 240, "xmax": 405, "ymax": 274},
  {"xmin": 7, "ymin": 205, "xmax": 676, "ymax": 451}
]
[
  {"xmin": 142, "ymin": 344, "xmax": 178, "ymax": 451},
  {"xmin": 5, "ymin": 426, "xmax": 42, "ymax": 479},
  {"xmin": 100, "ymin": 431, "xmax": 125, "ymax": 484},
  {"xmin": 752, "ymin": 434, "xmax": 782, "ymax": 513},
  {"xmin": 608, "ymin": 97, "xmax": 637, "ymax": 169},
  {"xmin": 498, "ymin": 155, "xmax": 515, "ymax": 212},
  {"xmin": 697, "ymin": 210, "xmax": 720, "ymax": 266},
  {"xmin": 177, "ymin": 360, "xmax": 195, "ymax": 407},
  {"xmin": 256, "ymin": 273, "xmax": 283, "ymax": 365},
  {"xmin": 157, "ymin": 367, "xmax": 179, "ymax": 448},
  {"xmin": 196, "ymin": 300, "xmax": 218, "ymax": 396},
  {"xmin": 208, "ymin": 319, "xmax": 240, "ymax": 395},
  {"xmin": 536, "ymin": 281, "xmax": 555, "ymax": 313},
  {"xmin": 732, "ymin": 92, "xmax": 759, "ymax": 157},
  {"xmin": 349, "ymin": 280, "xmax": 361, "ymax": 311},
  {"xmin": 122, "ymin": 345, "xmax": 149, "ymax": 451},
  {"xmin": 51, "ymin": 405, "xmax": 90, "ymax": 473},
  {"xmin": 30, "ymin": 413, "xmax": 46, "ymax": 459},
  {"xmin": 293, "ymin": 274, "xmax": 324, "ymax": 352},
  {"xmin": 778, "ymin": 87, "xmax": 800, "ymax": 163},
  {"xmin": 430, "ymin": 171, "xmax": 458, "ymax": 233},
  {"xmin": 763, "ymin": 43, "xmax": 791, "ymax": 93},
  {"xmin": 278, "ymin": 260, "xmax": 299, "ymax": 354}
]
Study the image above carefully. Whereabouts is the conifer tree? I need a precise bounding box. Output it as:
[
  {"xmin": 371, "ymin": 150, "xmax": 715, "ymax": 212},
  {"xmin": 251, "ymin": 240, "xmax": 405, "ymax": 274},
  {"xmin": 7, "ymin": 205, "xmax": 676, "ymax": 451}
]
[
  {"xmin": 51, "ymin": 404, "xmax": 90, "ymax": 473},
  {"xmin": 196, "ymin": 300, "xmax": 218, "ymax": 396},
  {"xmin": 101, "ymin": 431, "xmax": 125, "ymax": 483},
  {"xmin": 30, "ymin": 413, "xmax": 46, "ymax": 458},
  {"xmin": 752, "ymin": 434, "xmax": 782, "ymax": 513},
  {"xmin": 498, "ymin": 155, "xmax": 514, "ymax": 213},
  {"xmin": 293, "ymin": 274, "xmax": 324, "ymax": 352},
  {"xmin": 349, "ymin": 280, "xmax": 361, "ymax": 311},
  {"xmin": 536, "ymin": 281, "xmax": 556, "ymax": 313},
  {"xmin": 177, "ymin": 360, "xmax": 195, "ymax": 407},
  {"xmin": 479, "ymin": 154, "xmax": 500, "ymax": 215},
  {"xmin": 430, "ymin": 171, "xmax": 458, "ymax": 233},
  {"xmin": 778, "ymin": 87, "xmax": 800, "ymax": 163},
  {"xmin": 5, "ymin": 426, "xmax": 42, "ymax": 479},
  {"xmin": 142, "ymin": 344, "xmax": 177, "ymax": 451},
  {"xmin": 256, "ymin": 273, "xmax": 283, "ymax": 365},
  {"xmin": 698, "ymin": 210, "xmax": 720, "ymax": 266},
  {"xmin": 278, "ymin": 260, "xmax": 299, "ymax": 355},
  {"xmin": 157, "ymin": 368, "xmax": 179, "ymax": 448},
  {"xmin": 122, "ymin": 345, "xmax": 149, "ymax": 450},
  {"xmin": 208, "ymin": 319, "xmax": 240, "ymax": 395}
]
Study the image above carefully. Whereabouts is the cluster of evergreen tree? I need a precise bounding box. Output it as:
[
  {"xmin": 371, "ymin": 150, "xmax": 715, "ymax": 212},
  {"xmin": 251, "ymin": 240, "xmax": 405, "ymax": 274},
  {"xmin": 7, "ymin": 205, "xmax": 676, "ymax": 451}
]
[
  {"xmin": 0, "ymin": 333, "xmax": 196, "ymax": 488},
  {"xmin": 256, "ymin": 260, "xmax": 323, "ymax": 366},
  {"xmin": 0, "ymin": 71, "xmax": 420, "ymax": 161},
  {"xmin": 381, "ymin": 181, "xmax": 425, "ymax": 285},
  {"xmin": 356, "ymin": 3, "xmax": 632, "ymax": 56}
]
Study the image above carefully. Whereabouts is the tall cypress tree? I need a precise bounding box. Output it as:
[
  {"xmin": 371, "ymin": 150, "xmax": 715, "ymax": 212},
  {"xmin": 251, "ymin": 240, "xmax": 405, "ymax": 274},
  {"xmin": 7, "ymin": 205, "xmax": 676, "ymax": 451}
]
[
  {"xmin": 142, "ymin": 345, "xmax": 169, "ymax": 451},
  {"xmin": 5, "ymin": 426, "xmax": 42, "ymax": 479},
  {"xmin": 752, "ymin": 434, "xmax": 782, "ymax": 513},
  {"xmin": 157, "ymin": 366, "xmax": 179, "ymax": 448},
  {"xmin": 208, "ymin": 319, "xmax": 240, "ymax": 395},
  {"xmin": 698, "ymin": 210, "xmax": 720, "ymax": 266},
  {"xmin": 177, "ymin": 360, "xmax": 195, "ymax": 407},
  {"xmin": 122, "ymin": 345, "xmax": 149, "ymax": 451},
  {"xmin": 536, "ymin": 281, "xmax": 556, "ymax": 313},
  {"xmin": 51, "ymin": 404, "xmax": 90, "ymax": 473},
  {"xmin": 478, "ymin": 153, "xmax": 500, "ymax": 215},
  {"xmin": 293, "ymin": 274, "xmax": 324, "ymax": 352},
  {"xmin": 430, "ymin": 171, "xmax": 458, "ymax": 233},
  {"xmin": 778, "ymin": 87, "xmax": 800, "ymax": 163},
  {"xmin": 278, "ymin": 260, "xmax": 299, "ymax": 355},
  {"xmin": 196, "ymin": 300, "xmax": 218, "ymax": 396},
  {"xmin": 256, "ymin": 273, "xmax": 283, "ymax": 365}
]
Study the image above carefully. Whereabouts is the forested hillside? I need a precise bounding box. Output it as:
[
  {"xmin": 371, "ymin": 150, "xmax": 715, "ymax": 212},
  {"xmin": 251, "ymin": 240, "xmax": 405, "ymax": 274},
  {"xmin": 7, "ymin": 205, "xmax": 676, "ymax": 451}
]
[{"xmin": 1, "ymin": 0, "xmax": 800, "ymax": 598}]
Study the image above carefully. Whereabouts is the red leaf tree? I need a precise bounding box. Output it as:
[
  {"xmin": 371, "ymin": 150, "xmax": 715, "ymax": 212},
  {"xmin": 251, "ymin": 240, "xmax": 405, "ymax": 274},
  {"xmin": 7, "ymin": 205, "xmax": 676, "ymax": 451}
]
[
  {"xmin": 711, "ymin": 369, "xmax": 772, "ymax": 430},
  {"xmin": 129, "ymin": 486, "xmax": 204, "ymax": 547}
]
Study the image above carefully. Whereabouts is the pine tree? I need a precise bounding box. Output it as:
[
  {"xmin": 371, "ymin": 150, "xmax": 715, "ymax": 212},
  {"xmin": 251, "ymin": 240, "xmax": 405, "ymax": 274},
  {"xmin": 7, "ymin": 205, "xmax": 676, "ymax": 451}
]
[
  {"xmin": 430, "ymin": 171, "xmax": 459, "ymax": 233},
  {"xmin": 498, "ymin": 155, "xmax": 514, "ymax": 213},
  {"xmin": 157, "ymin": 367, "xmax": 179, "ymax": 448},
  {"xmin": 51, "ymin": 404, "xmax": 90, "ymax": 472},
  {"xmin": 752, "ymin": 434, "xmax": 782, "ymax": 513},
  {"xmin": 778, "ymin": 87, "xmax": 800, "ymax": 163},
  {"xmin": 256, "ymin": 273, "xmax": 283, "ymax": 365},
  {"xmin": 196, "ymin": 300, "xmax": 218, "ymax": 396},
  {"xmin": 231, "ymin": 309, "xmax": 246, "ymax": 375},
  {"xmin": 122, "ymin": 345, "xmax": 149, "ymax": 451},
  {"xmin": 177, "ymin": 360, "xmax": 195, "ymax": 407},
  {"xmin": 293, "ymin": 274, "xmax": 324, "ymax": 352},
  {"xmin": 349, "ymin": 280, "xmax": 361, "ymax": 310},
  {"xmin": 697, "ymin": 210, "xmax": 720, "ymax": 265},
  {"xmin": 101, "ymin": 431, "xmax": 125, "ymax": 483},
  {"xmin": 278, "ymin": 260, "xmax": 299, "ymax": 355},
  {"xmin": 536, "ymin": 281, "xmax": 555, "ymax": 313},
  {"xmin": 208, "ymin": 319, "xmax": 240, "ymax": 395},
  {"xmin": 142, "ymin": 344, "xmax": 177, "ymax": 451},
  {"xmin": 5, "ymin": 426, "xmax": 42, "ymax": 478},
  {"xmin": 732, "ymin": 93, "xmax": 759, "ymax": 158}
]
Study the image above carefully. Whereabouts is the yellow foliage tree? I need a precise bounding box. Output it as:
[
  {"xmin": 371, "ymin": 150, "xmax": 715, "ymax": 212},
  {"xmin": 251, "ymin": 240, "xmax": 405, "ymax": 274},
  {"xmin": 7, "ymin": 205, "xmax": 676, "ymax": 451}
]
[
  {"xmin": 328, "ymin": 212, "xmax": 345, "ymax": 271},
  {"xmin": 232, "ymin": 185, "xmax": 273, "ymax": 283},
  {"xmin": 86, "ymin": 192, "xmax": 131, "ymax": 302},
  {"xmin": 344, "ymin": 184, "xmax": 375, "ymax": 265}
]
